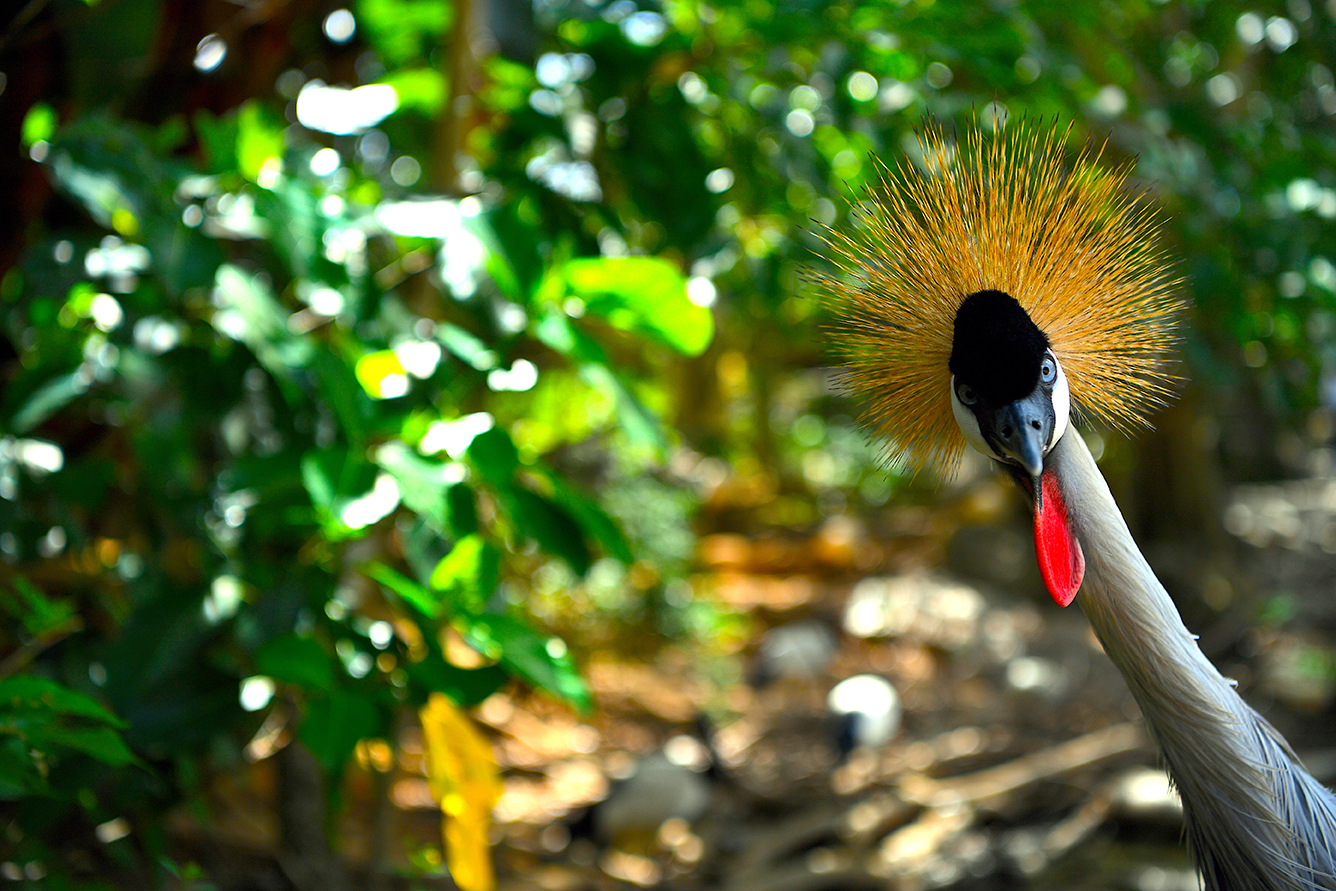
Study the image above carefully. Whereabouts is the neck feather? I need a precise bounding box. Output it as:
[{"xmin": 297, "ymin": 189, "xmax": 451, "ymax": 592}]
[{"xmin": 1048, "ymin": 430, "xmax": 1336, "ymax": 891}]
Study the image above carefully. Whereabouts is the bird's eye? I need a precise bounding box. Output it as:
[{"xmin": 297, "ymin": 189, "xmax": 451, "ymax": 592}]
[
  {"xmin": 956, "ymin": 383, "xmax": 978, "ymax": 406},
  {"xmin": 1040, "ymin": 355, "xmax": 1056, "ymax": 385}
]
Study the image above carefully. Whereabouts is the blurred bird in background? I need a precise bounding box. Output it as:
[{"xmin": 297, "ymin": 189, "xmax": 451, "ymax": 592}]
[
  {"xmin": 568, "ymin": 733, "xmax": 719, "ymax": 852},
  {"xmin": 748, "ymin": 619, "xmax": 839, "ymax": 689},
  {"xmin": 816, "ymin": 119, "xmax": 1336, "ymax": 890},
  {"xmin": 826, "ymin": 673, "xmax": 901, "ymax": 761}
]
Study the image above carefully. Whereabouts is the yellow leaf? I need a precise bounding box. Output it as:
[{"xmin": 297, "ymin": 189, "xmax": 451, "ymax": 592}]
[
  {"xmin": 110, "ymin": 207, "xmax": 139, "ymax": 238},
  {"xmin": 354, "ymin": 350, "xmax": 409, "ymax": 399},
  {"xmin": 419, "ymin": 693, "xmax": 503, "ymax": 891}
]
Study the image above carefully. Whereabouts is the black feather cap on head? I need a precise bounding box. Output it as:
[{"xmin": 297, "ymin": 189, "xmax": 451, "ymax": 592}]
[{"xmin": 949, "ymin": 289, "xmax": 1050, "ymax": 405}]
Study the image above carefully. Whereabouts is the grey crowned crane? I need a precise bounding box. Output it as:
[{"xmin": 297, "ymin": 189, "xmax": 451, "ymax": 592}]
[{"xmin": 816, "ymin": 121, "xmax": 1336, "ymax": 890}]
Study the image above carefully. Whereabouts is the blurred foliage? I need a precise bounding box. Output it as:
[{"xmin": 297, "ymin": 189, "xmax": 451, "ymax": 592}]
[{"xmin": 1, "ymin": 0, "xmax": 1335, "ymax": 886}]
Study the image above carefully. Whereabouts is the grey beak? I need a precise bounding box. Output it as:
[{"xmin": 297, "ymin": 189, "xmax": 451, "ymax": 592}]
[{"xmin": 983, "ymin": 389, "xmax": 1053, "ymax": 479}]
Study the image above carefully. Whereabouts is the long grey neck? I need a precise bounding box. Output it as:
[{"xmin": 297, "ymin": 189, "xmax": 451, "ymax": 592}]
[{"xmin": 1047, "ymin": 429, "xmax": 1336, "ymax": 891}]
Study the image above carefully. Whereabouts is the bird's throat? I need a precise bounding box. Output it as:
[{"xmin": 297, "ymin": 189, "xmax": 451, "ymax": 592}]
[{"xmin": 1031, "ymin": 468, "xmax": 1085, "ymax": 607}]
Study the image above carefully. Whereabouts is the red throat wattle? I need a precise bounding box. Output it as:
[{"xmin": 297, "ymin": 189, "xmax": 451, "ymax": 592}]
[{"xmin": 1034, "ymin": 469, "xmax": 1085, "ymax": 607}]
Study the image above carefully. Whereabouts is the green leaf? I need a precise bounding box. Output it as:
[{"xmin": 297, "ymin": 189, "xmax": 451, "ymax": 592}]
[
  {"xmin": 376, "ymin": 442, "xmax": 464, "ymax": 535},
  {"xmin": 505, "ymin": 488, "xmax": 591, "ymax": 575},
  {"xmin": 541, "ymin": 472, "xmax": 633, "ymax": 564},
  {"xmin": 0, "ymin": 737, "xmax": 45, "ymax": 798},
  {"xmin": 447, "ymin": 484, "xmax": 479, "ymax": 537},
  {"xmin": 0, "ymin": 677, "xmax": 139, "ymax": 775},
  {"xmin": 0, "ymin": 676, "xmax": 126, "ymax": 728},
  {"xmin": 235, "ymin": 101, "xmax": 286, "ymax": 182},
  {"xmin": 564, "ymin": 257, "xmax": 714, "ymax": 355},
  {"xmin": 39, "ymin": 725, "xmax": 137, "ymax": 767},
  {"xmin": 465, "ymin": 204, "xmax": 543, "ymax": 302},
  {"xmin": 534, "ymin": 311, "xmax": 607, "ymax": 363},
  {"xmin": 49, "ymin": 113, "xmax": 223, "ymax": 293},
  {"xmin": 365, "ymin": 562, "xmax": 439, "ymax": 619},
  {"xmin": 254, "ymin": 634, "xmax": 335, "ymax": 691},
  {"xmin": 377, "ymin": 68, "xmax": 447, "ymax": 115},
  {"xmin": 213, "ymin": 264, "xmax": 314, "ymax": 377},
  {"xmin": 311, "ymin": 348, "xmax": 375, "ymax": 450},
  {"xmin": 2, "ymin": 578, "xmax": 78, "ymax": 637},
  {"xmin": 8, "ymin": 370, "xmax": 89, "ymax": 434},
  {"xmin": 532, "ymin": 316, "xmax": 664, "ymax": 448},
  {"xmin": 356, "ymin": 0, "xmax": 451, "ymax": 66},
  {"xmin": 427, "ymin": 534, "xmax": 498, "ymax": 613},
  {"xmin": 302, "ymin": 688, "xmax": 381, "ymax": 774},
  {"xmin": 463, "ymin": 615, "xmax": 589, "ymax": 711},
  {"xmin": 579, "ymin": 363, "xmax": 666, "ymax": 452},
  {"xmin": 22, "ymin": 103, "xmax": 56, "ymax": 147},
  {"xmin": 466, "ymin": 426, "xmax": 519, "ymax": 486},
  {"xmin": 300, "ymin": 447, "xmax": 381, "ymax": 536},
  {"xmin": 403, "ymin": 654, "xmax": 507, "ymax": 707},
  {"xmin": 436, "ymin": 323, "xmax": 498, "ymax": 370}
]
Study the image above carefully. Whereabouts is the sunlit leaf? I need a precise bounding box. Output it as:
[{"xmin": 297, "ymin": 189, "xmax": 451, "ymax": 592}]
[
  {"xmin": 376, "ymin": 442, "xmax": 467, "ymax": 535},
  {"xmin": 213, "ymin": 264, "xmax": 314, "ymax": 377},
  {"xmin": 419, "ymin": 693, "xmax": 503, "ymax": 891},
  {"xmin": 354, "ymin": 349, "xmax": 410, "ymax": 399},
  {"xmin": 236, "ymin": 101, "xmax": 286, "ymax": 183},
  {"xmin": 428, "ymin": 534, "xmax": 498, "ymax": 613},
  {"xmin": 49, "ymin": 152, "xmax": 135, "ymax": 231},
  {"xmin": 7, "ymin": 370, "xmax": 89, "ymax": 434},
  {"xmin": 463, "ymin": 615, "xmax": 589, "ymax": 711},
  {"xmin": 436, "ymin": 322, "xmax": 498, "ymax": 370},
  {"xmin": 356, "ymin": 0, "xmax": 451, "ymax": 66},
  {"xmin": 300, "ymin": 447, "xmax": 382, "ymax": 537},
  {"xmin": 377, "ymin": 68, "xmax": 447, "ymax": 115},
  {"xmin": 22, "ymin": 103, "xmax": 56, "ymax": 147},
  {"xmin": 564, "ymin": 256, "xmax": 714, "ymax": 355},
  {"xmin": 479, "ymin": 56, "xmax": 537, "ymax": 114},
  {"xmin": 533, "ymin": 311, "xmax": 607, "ymax": 363},
  {"xmin": 578, "ymin": 363, "xmax": 666, "ymax": 452},
  {"xmin": 365, "ymin": 562, "xmax": 439, "ymax": 618}
]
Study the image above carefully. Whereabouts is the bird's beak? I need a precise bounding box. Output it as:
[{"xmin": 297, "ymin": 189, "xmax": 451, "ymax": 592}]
[
  {"xmin": 1003, "ymin": 432, "xmax": 1084, "ymax": 609},
  {"xmin": 980, "ymin": 388, "xmax": 1053, "ymax": 481}
]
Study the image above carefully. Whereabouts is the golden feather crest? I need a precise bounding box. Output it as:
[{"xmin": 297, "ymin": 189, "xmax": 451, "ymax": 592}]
[{"xmin": 815, "ymin": 120, "xmax": 1183, "ymax": 477}]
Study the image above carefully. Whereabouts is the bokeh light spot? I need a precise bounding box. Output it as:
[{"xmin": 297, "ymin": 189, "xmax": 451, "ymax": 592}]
[
  {"xmin": 323, "ymin": 8, "xmax": 356, "ymax": 43},
  {"xmin": 194, "ymin": 34, "xmax": 227, "ymax": 72},
  {"xmin": 1236, "ymin": 12, "xmax": 1265, "ymax": 45},
  {"xmin": 785, "ymin": 109, "xmax": 814, "ymax": 137},
  {"xmin": 847, "ymin": 71, "xmax": 878, "ymax": 102},
  {"xmin": 705, "ymin": 168, "xmax": 734, "ymax": 193},
  {"xmin": 310, "ymin": 147, "xmax": 341, "ymax": 177}
]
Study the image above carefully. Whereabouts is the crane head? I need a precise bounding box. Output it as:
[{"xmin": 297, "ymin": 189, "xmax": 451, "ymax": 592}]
[
  {"xmin": 948, "ymin": 288, "xmax": 1070, "ymax": 481},
  {"xmin": 948, "ymin": 288, "xmax": 1084, "ymax": 605},
  {"xmin": 814, "ymin": 119, "xmax": 1181, "ymax": 606}
]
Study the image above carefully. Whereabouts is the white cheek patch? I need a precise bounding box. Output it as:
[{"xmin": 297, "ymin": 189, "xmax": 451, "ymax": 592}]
[
  {"xmin": 950, "ymin": 375, "xmax": 992, "ymax": 458},
  {"xmin": 1050, "ymin": 358, "xmax": 1070, "ymax": 448}
]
